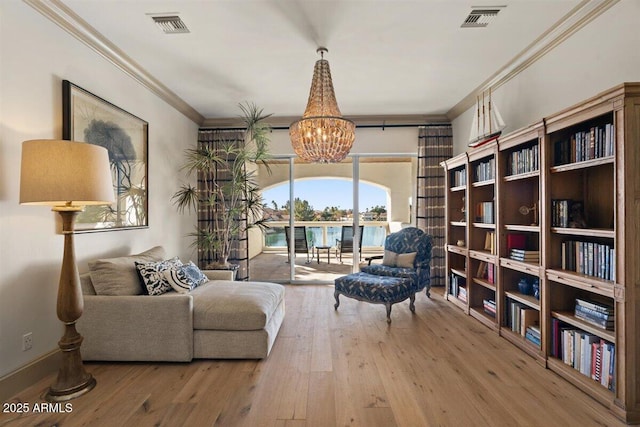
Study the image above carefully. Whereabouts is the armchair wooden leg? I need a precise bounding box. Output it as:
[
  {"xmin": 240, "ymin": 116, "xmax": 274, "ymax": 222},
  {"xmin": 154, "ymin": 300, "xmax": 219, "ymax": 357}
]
[
  {"xmin": 409, "ymin": 294, "xmax": 416, "ymax": 313},
  {"xmin": 385, "ymin": 303, "xmax": 392, "ymax": 323},
  {"xmin": 334, "ymin": 291, "xmax": 340, "ymax": 310}
]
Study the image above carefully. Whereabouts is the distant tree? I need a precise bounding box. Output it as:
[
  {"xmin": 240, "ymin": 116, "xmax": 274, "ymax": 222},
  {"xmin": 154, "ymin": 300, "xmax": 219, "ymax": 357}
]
[
  {"xmin": 320, "ymin": 207, "xmax": 334, "ymax": 221},
  {"xmin": 369, "ymin": 205, "xmax": 387, "ymax": 220},
  {"xmin": 271, "ymin": 200, "xmax": 278, "ymax": 210},
  {"xmin": 283, "ymin": 198, "xmax": 315, "ymax": 221}
]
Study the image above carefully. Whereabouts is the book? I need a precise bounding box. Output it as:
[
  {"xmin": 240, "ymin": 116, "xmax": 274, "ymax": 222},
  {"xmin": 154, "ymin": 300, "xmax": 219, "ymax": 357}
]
[
  {"xmin": 574, "ymin": 304, "xmax": 614, "ymax": 321},
  {"xmin": 575, "ymin": 298, "xmax": 614, "ymax": 314},
  {"xmin": 476, "ymin": 261, "xmax": 487, "ymax": 279},
  {"xmin": 509, "ymin": 249, "xmax": 539, "ymax": 262},
  {"xmin": 525, "ymin": 330, "xmax": 541, "ymax": 347},
  {"xmin": 574, "ymin": 310, "xmax": 614, "ymax": 330},
  {"xmin": 506, "ymin": 233, "xmax": 526, "ymax": 251},
  {"xmin": 520, "ymin": 309, "xmax": 538, "ymax": 336}
]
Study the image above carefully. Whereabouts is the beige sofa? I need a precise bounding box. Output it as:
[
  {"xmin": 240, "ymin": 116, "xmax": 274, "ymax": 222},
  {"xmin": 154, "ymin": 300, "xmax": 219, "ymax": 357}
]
[{"xmin": 76, "ymin": 247, "xmax": 285, "ymax": 361}]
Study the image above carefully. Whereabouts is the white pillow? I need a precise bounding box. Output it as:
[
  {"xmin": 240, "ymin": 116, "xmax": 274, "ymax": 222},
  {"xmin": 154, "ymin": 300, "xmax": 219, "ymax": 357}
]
[
  {"xmin": 382, "ymin": 250, "xmax": 417, "ymax": 268},
  {"xmin": 164, "ymin": 261, "xmax": 209, "ymax": 294}
]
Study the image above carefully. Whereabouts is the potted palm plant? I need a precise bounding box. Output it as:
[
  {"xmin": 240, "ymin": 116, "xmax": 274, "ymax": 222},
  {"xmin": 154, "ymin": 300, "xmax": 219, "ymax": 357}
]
[{"xmin": 172, "ymin": 102, "xmax": 271, "ymax": 269}]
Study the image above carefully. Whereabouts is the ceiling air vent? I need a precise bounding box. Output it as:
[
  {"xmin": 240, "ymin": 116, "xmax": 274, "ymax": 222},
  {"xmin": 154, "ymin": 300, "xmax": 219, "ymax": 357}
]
[
  {"xmin": 151, "ymin": 15, "xmax": 190, "ymax": 34},
  {"xmin": 461, "ymin": 6, "xmax": 505, "ymax": 28}
]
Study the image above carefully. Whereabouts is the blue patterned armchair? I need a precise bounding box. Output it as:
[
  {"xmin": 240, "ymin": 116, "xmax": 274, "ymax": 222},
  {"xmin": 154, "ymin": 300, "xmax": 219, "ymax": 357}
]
[{"xmin": 334, "ymin": 227, "xmax": 432, "ymax": 323}]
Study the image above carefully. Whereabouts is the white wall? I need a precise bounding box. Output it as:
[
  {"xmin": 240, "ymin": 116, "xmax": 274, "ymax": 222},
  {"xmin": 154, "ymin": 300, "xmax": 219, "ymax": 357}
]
[
  {"xmin": 452, "ymin": 0, "xmax": 640, "ymax": 154},
  {"xmin": 0, "ymin": 3, "xmax": 198, "ymax": 378}
]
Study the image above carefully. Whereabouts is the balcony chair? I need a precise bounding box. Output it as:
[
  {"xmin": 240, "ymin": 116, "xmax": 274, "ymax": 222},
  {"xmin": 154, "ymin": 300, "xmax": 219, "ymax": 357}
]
[
  {"xmin": 335, "ymin": 225, "xmax": 364, "ymax": 263},
  {"xmin": 334, "ymin": 227, "xmax": 432, "ymax": 323},
  {"xmin": 284, "ymin": 226, "xmax": 312, "ymax": 264}
]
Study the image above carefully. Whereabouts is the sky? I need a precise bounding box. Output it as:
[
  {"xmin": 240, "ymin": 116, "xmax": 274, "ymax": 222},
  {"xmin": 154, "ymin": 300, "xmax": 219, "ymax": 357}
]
[{"xmin": 263, "ymin": 179, "xmax": 387, "ymax": 211}]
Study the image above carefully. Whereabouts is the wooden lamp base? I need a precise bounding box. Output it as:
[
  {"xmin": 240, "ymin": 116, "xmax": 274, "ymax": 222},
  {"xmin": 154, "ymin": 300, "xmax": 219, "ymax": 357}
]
[{"xmin": 45, "ymin": 208, "xmax": 96, "ymax": 402}]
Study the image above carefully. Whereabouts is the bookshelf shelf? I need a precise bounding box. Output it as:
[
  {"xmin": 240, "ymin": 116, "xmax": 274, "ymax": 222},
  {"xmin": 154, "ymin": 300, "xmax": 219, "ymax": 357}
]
[
  {"xmin": 500, "ymin": 258, "xmax": 541, "ymax": 276},
  {"xmin": 551, "ymin": 311, "xmax": 616, "ymax": 343},
  {"xmin": 546, "ymin": 269, "xmax": 614, "ymax": 297},
  {"xmin": 501, "ymin": 328, "xmax": 544, "ymax": 360},
  {"xmin": 469, "ymin": 307, "xmax": 497, "ymax": 329},
  {"xmin": 472, "ymin": 179, "xmax": 495, "ymax": 188},
  {"xmin": 472, "ymin": 277, "xmax": 496, "ymax": 291},
  {"xmin": 446, "ymin": 245, "xmax": 467, "ymax": 256},
  {"xmin": 442, "ymin": 83, "xmax": 640, "ymax": 423},
  {"xmin": 472, "ymin": 222, "xmax": 495, "ymax": 229},
  {"xmin": 550, "ymin": 227, "xmax": 614, "ymax": 238},
  {"xmin": 450, "ymin": 268, "xmax": 467, "ymax": 279},
  {"xmin": 505, "ymin": 291, "xmax": 540, "ymax": 310},
  {"xmin": 549, "ymin": 156, "xmax": 614, "ymax": 173},
  {"xmin": 469, "ymin": 250, "xmax": 497, "ymax": 263},
  {"xmin": 504, "ymin": 224, "xmax": 540, "ymax": 233},
  {"xmin": 546, "ymin": 358, "xmax": 614, "ymax": 407},
  {"xmin": 447, "ymin": 295, "xmax": 468, "ymax": 310},
  {"xmin": 503, "ymin": 170, "xmax": 539, "ymax": 182}
]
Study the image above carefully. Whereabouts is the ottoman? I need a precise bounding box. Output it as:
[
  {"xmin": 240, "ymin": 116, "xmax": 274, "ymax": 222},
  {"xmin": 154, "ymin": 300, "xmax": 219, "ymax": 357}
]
[
  {"xmin": 190, "ymin": 281, "xmax": 285, "ymax": 359},
  {"xmin": 334, "ymin": 272, "xmax": 415, "ymax": 323}
]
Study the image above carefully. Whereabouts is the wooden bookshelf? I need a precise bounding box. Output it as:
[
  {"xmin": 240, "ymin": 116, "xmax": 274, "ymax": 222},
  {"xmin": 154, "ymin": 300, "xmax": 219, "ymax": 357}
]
[{"xmin": 442, "ymin": 83, "xmax": 640, "ymax": 423}]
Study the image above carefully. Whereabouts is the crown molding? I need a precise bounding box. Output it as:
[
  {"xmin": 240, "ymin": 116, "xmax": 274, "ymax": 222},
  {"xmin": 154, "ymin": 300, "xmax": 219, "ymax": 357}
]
[
  {"xmin": 446, "ymin": 0, "xmax": 620, "ymax": 121},
  {"xmin": 25, "ymin": 0, "xmax": 205, "ymax": 125},
  {"xmin": 201, "ymin": 114, "xmax": 450, "ymax": 129}
]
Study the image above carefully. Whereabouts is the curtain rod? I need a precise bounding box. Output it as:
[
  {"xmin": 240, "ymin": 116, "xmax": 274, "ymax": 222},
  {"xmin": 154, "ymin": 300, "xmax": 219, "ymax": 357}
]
[{"xmin": 199, "ymin": 123, "xmax": 451, "ymax": 131}]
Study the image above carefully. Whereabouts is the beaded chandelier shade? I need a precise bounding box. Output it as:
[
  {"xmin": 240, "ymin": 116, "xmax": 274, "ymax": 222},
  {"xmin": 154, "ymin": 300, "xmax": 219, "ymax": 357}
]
[{"xmin": 290, "ymin": 48, "xmax": 355, "ymax": 163}]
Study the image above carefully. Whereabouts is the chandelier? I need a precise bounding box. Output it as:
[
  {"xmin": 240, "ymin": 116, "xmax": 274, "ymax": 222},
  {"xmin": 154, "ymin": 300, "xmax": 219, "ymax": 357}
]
[{"xmin": 289, "ymin": 47, "xmax": 355, "ymax": 163}]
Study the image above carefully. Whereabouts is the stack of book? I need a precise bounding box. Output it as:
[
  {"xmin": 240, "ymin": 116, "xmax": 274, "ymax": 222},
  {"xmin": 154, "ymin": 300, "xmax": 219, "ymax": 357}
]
[
  {"xmin": 509, "ymin": 249, "xmax": 539, "ymax": 263},
  {"xmin": 574, "ymin": 298, "xmax": 614, "ymax": 330},
  {"xmin": 457, "ymin": 286, "xmax": 467, "ymax": 303},
  {"xmin": 483, "ymin": 299, "xmax": 496, "ymax": 318},
  {"xmin": 525, "ymin": 325, "xmax": 541, "ymax": 347}
]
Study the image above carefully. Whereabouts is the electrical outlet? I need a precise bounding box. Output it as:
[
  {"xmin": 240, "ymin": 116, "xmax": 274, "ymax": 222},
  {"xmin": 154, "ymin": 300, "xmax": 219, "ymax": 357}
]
[{"xmin": 22, "ymin": 333, "xmax": 32, "ymax": 351}]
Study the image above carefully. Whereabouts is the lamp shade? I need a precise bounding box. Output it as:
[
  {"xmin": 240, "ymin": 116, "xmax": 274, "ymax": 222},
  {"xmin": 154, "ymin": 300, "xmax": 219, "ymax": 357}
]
[{"xmin": 20, "ymin": 140, "xmax": 114, "ymax": 206}]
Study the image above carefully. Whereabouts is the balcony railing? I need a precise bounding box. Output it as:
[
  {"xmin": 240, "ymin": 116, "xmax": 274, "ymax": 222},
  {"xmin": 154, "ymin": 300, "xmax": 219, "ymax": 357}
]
[{"xmin": 263, "ymin": 221, "xmax": 388, "ymax": 251}]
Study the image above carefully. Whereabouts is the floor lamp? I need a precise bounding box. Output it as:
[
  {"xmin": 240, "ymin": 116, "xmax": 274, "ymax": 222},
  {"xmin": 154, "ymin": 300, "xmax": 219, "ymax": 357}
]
[{"xmin": 19, "ymin": 139, "xmax": 114, "ymax": 401}]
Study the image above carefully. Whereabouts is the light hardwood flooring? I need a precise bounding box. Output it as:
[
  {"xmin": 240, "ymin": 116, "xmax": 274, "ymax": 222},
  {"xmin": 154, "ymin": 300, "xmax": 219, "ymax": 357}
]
[{"xmin": 0, "ymin": 286, "xmax": 626, "ymax": 427}]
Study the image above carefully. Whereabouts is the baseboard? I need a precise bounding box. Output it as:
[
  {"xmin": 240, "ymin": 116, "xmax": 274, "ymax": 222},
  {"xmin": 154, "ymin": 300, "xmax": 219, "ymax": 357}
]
[{"xmin": 0, "ymin": 350, "xmax": 60, "ymax": 402}]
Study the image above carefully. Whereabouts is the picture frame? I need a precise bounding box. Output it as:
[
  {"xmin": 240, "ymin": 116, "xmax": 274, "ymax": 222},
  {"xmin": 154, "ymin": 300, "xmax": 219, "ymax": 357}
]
[{"xmin": 62, "ymin": 80, "xmax": 148, "ymax": 232}]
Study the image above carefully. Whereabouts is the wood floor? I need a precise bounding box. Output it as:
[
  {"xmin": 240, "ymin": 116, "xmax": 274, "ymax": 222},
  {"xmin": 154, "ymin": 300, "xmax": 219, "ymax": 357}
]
[{"xmin": 0, "ymin": 286, "xmax": 626, "ymax": 427}]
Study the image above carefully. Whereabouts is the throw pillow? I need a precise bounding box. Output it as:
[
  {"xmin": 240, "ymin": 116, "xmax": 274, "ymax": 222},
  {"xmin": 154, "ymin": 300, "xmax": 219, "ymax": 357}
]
[
  {"xmin": 88, "ymin": 246, "xmax": 166, "ymax": 296},
  {"xmin": 382, "ymin": 250, "xmax": 417, "ymax": 268},
  {"xmin": 135, "ymin": 257, "xmax": 183, "ymax": 296},
  {"xmin": 164, "ymin": 262, "xmax": 209, "ymax": 294}
]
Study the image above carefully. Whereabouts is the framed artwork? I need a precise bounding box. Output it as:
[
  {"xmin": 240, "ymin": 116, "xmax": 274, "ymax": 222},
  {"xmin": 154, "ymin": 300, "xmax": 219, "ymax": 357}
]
[{"xmin": 62, "ymin": 80, "xmax": 148, "ymax": 231}]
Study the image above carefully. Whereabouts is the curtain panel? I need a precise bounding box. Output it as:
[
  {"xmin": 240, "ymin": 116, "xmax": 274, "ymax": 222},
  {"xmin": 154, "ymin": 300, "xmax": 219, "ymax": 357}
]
[
  {"xmin": 416, "ymin": 125, "xmax": 452, "ymax": 288},
  {"xmin": 197, "ymin": 129, "xmax": 249, "ymax": 280}
]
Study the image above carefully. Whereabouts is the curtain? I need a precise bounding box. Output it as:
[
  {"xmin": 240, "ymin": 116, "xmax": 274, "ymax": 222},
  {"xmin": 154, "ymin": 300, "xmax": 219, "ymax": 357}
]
[
  {"xmin": 198, "ymin": 129, "xmax": 249, "ymax": 281},
  {"xmin": 416, "ymin": 125, "xmax": 452, "ymax": 288}
]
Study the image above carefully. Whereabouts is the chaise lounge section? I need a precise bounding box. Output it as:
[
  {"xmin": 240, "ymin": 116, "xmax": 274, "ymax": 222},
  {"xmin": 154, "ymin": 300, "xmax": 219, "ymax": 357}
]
[{"xmin": 76, "ymin": 246, "xmax": 285, "ymax": 361}]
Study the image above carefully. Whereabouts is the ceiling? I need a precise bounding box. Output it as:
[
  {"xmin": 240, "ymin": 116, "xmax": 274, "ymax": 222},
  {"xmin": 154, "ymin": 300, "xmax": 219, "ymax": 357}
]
[{"xmin": 43, "ymin": 0, "xmax": 604, "ymax": 125}]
